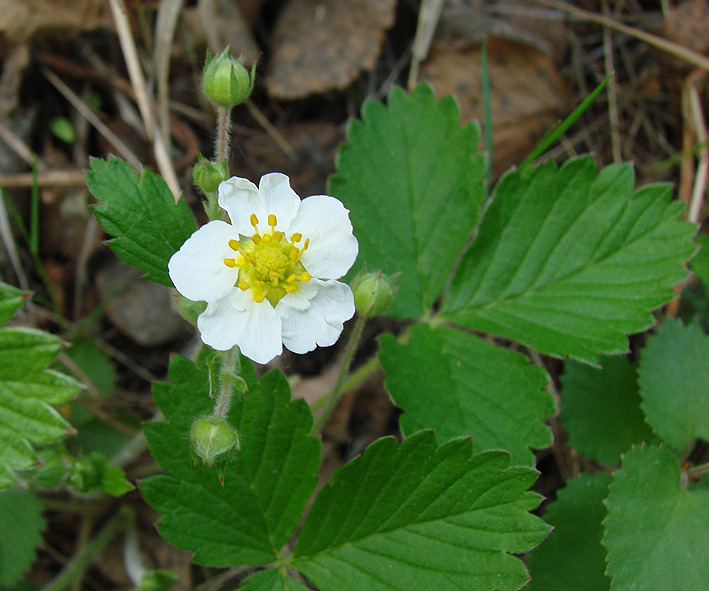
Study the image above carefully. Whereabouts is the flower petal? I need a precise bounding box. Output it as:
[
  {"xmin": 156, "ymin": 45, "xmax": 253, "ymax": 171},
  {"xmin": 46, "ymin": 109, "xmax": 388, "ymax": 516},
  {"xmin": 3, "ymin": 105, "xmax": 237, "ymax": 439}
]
[
  {"xmin": 258, "ymin": 173, "xmax": 301, "ymax": 231},
  {"xmin": 277, "ymin": 279, "xmax": 355, "ymax": 354},
  {"xmin": 288, "ymin": 195, "xmax": 358, "ymax": 279},
  {"xmin": 168, "ymin": 220, "xmax": 240, "ymax": 302},
  {"xmin": 198, "ymin": 290, "xmax": 283, "ymax": 363},
  {"xmin": 218, "ymin": 177, "xmax": 266, "ymax": 235}
]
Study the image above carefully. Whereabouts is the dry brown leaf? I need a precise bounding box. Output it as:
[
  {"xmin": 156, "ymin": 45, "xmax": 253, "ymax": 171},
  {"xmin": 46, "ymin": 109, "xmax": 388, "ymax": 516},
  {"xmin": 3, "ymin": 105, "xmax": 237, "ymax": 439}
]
[
  {"xmin": 653, "ymin": 0, "xmax": 709, "ymax": 75},
  {"xmin": 0, "ymin": 0, "xmax": 107, "ymax": 42},
  {"xmin": 421, "ymin": 38, "xmax": 572, "ymax": 177},
  {"xmin": 265, "ymin": 0, "xmax": 396, "ymax": 100}
]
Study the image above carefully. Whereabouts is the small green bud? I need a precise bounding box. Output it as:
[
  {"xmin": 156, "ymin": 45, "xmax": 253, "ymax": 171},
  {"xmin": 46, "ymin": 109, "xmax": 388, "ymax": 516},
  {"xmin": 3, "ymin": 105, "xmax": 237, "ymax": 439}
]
[
  {"xmin": 69, "ymin": 452, "xmax": 105, "ymax": 493},
  {"xmin": 201, "ymin": 47, "xmax": 255, "ymax": 108},
  {"xmin": 193, "ymin": 154, "xmax": 230, "ymax": 194},
  {"xmin": 190, "ymin": 416, "xmax": 240, "ymax": 467},
  {"xmin": 351, "ymin": 271, "xmax": 396, "ymax": 317}
]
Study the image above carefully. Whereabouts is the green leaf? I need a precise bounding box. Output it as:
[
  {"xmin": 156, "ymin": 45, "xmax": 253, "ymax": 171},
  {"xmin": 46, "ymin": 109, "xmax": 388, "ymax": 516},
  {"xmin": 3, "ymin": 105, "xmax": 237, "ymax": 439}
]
[
  {"xmin": 0, "ymin": 282, "xmax": 26, "ymax": 326},
  {"xmin": 329, "ymin": 83, "xmax": 486, "ymax": 318},
  {"xmin": 379, "ymin": 324, "xmax": 554, "ymax": 466},
  {"xmin": 87, "ymin": 157, "xmax": 196, "ymax": 286},
  {"xmin": 690, "ymin": 232, "xmax": 709, "ymax": 284},
  {"xmin": 140, "ymin": 356, "xmax": 320, "ymax": 566},
  {"xmin": 526, "ymin": 473, "xmax": 612, "ymax": 591},
  {"xmin": 441, "ymin": 157, "xmax": 697, "ymax": 362},
  {"xmin": 239, "ymin": 569, "xmax": 311, "ymax": 591},
  {"xmin": 560, "ymin": 356, "xmax": 654, "ymax": 464},
  {"xmin": 603, "ymin": 445, "xmax": 709, "ymax": 590},
  {"xmin": 292, "ymin": 431, "xmax": 550, "ymax": 591},
  {"xmin": 0, "ymin": 488, "xmax": 45, "ymax": 586},
  {"xmin": 0, "ymin": 327, "xmax": 80, "ymax": 486},
  {"xmin": 638, "ymin": 318, "xmax": 709, "ymax": 451}
]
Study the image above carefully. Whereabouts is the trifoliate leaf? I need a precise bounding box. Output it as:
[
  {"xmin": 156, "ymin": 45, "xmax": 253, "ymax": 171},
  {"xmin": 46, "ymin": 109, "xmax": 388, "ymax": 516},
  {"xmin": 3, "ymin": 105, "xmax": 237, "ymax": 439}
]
[
  {"xmin": 140, "ymin": 356, "xmax": 320, "ymax": 566},
  {"xmin": 560, "ymin": 356, "xmax": 654, "ymax": 464},
  {"xmin": 87, "ymin": 157, "xmax": 196, "ymax": 286},
  {"xmin": 441, "ymin": 157, "xmax": 697, "ymax": 362},
  {"xmin": 292, "ymin": 431, "xmax": 550, "ymax": 591},
  {"xmin": 0, "ymin": 488, "xmax": 45, "ymax": 586},
  {"xmin": 0, "ymin": 327, "xmax": 80, "ymax": 487},
  {"xmin": 239, "ymin": 569, "xmax": 311, "ymax": 591},
  {"xmin": 379, "ymin": 324, "xmax": 554, "ymax": 466},
  {"xmin": 691, "ymin": 232, "xmax": 709, "ymax": 284},
  {"xmin": 329, "ymin": 83, "xmax": 485, "ymax": 318},
  {"xmin": 638, "ymin": 318, "xmax": 709, "ymax": 451},
  {"xmin": 526, "ymin": 473, "xmax": 612, "ymax": 591},
  {"xmin": 603, "ymin": 445, "xmax": 709, "ymax": 590},
  {"xmin": 0, "ymin": 282, "xmax": 25, "ymax": 326}
]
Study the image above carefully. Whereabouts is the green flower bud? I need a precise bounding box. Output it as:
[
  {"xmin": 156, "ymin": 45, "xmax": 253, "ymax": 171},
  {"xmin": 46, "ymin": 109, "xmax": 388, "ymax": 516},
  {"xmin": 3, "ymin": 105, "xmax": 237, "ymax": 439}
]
[
  {"xmin": 69, "ymin": 452, "xmax": 105, "ymax": 493},
  {"xmin": 193, "ymin": 154, "xmax": 230, "ymax": 194},
  {"xmin": 201, "ymin": 47, "xmax": 255, "ymax": 108},
  {"xmin": 190, "ymin": 416, "xmax": 240, "ymax": 467},
  {"xmin": 351, "ymin": 271, "xmax": 396, "ymax": 317}
]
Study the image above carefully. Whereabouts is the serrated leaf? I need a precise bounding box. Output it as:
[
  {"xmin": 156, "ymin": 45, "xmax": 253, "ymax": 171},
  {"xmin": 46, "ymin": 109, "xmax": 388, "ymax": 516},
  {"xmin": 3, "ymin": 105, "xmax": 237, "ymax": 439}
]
[
  {"xmin": 638, "ymin": 318, "xmax": 709, "ymax": 451},
  {"xmin": 140, "ymin": 356, "xmax": 320, "ymax": 566},
  {"xmin": 292, "ymin": 431, "xmax": 550, "ymax": 591},
  {"xmin": 691, "ymin": 232, "xmax": 709, "ymax": 284},
  {"xmin": 441, "ymin": 157, "xmax": 697, "ymax": 362},
  {"xmin": 0, "ymin": 327, "xmax": 80, "ymax": 486},
  {"xmin": 560, "ymin": 356, "xmax": 654, "ymax": 464},
  {"xmin": 0, "ymin": 282, "xmax": 26, "ymax": 326},
  {"xmin": 86, "ymin": 157, "xmax": 196, "ymax": 286},
  {"xmin": 239, "ymin": 569, "xmax": 311, "ymax": 591},
  {"xmin": 526, "ymin": 473, "xmax": 611, "ymax": 591},
  {"xmin": 379, "ymin": 324, "xmax": 554, "ymax": 466},
  {"xmin": 0, "ymin": 488, "xmax": 45, "ymax": 586},
  {"xmin": 329, "ymin": 83, "xmax": 486, "ymax": 318},
  {"xmin": 603, "ymin": 445, "xmax": 709, "ymax": 590}
]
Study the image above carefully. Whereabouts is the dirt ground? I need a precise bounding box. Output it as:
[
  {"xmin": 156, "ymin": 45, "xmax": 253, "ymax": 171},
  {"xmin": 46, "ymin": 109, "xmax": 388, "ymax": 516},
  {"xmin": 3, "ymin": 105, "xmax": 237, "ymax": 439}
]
[{"xmin": 1, "ymin": 0, "xmax": 707, "ymax": 589}]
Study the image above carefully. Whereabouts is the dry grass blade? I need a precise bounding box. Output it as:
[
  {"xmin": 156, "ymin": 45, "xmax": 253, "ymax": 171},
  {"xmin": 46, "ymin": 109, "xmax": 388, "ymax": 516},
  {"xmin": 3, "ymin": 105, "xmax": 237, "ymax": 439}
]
[{"xmin": 407, "ymin": 0, "xmax": 445, "ymax": 91}]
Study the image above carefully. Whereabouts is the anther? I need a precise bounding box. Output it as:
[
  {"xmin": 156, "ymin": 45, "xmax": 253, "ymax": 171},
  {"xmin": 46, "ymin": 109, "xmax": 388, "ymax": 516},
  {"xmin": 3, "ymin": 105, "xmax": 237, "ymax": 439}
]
[
  {"xmin": 285, "ymin": 285, "xmax": 296, "ymax": 292},
  {"xmin": 268, "ymin": 214, "xmax": 277, "ymax": 227},
  {"xmin": 254, "ymin": 294, "xmax": 265, "ymax": 303},
  {"xmin": 228, "ymin": 239, "xmax": 240, "ymax": 250},
  {"xmin": 289, "ymin": 246, "xmax": 299, "ymax": 262},
  {"xmin": 262, "ymin": 233, "xmax": 272, "ymax": 243},
  {"xmin": 273, "ymin": 231, "xmax": 283, "ymax": 241},
  {"xmin": 238, "ymin": 281, "xmax": 250, "ymax": 290},
  {"xmin": 301, "ymin": 271, "xmax": 311, "ymax": 282},
  {"xmin": 223, "ymin": 258, "xmax": 237, "ymax": 267},
  {"xmin": 303, "ymin": 238, "xmax": 310, "ymax": 250},
  {"xmin": 291, "ymin": 232, "xmax": 302, "ymax": 242},
  {"xmin": 287, "ymin": 274, "xmax": 296, "ymax": 283},
  {"xmin": 250, "ymin": 213, "xmax": 259, "ymax": 227},
  {"xmin": 251, "ymin": 234, "xmax": 261, "ymax": 245}
]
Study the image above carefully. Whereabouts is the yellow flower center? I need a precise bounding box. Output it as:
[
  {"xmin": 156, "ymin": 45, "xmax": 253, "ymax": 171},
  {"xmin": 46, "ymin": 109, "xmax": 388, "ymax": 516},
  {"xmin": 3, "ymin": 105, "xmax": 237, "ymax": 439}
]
[{"xmin": 222, "ymin": 213, "xmax": 310, "ymax": 306}]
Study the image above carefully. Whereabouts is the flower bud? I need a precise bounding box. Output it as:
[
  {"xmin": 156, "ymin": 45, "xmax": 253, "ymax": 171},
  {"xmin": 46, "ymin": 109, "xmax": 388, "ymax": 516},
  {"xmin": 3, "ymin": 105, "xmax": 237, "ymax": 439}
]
[
  {"xmin": 193, "ymin": 154, "xmax": 229, "ymax": 194},
  {"xmin": 351, "ymin": 271, "xmax": 396, "ymax": 317},
  {"xmin": 190, "ymin": 416, "xmax": 240, "ymax": 467},
  {"xmin": 201, "ymin": 47, "xmax": 255, "ymax": 108}
]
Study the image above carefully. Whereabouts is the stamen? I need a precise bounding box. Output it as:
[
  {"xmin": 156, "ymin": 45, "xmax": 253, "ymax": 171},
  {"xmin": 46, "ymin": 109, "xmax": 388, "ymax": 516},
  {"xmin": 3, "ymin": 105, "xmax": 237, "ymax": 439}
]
[
  {"xmin": 228, "ymin": 239, "xmax": 240, "ymax": 250},
  {"xmin": 251, "ymin": 234, "xmax": 262, "ymax": 245},
  {"xmin": 289, "ymin": 247, "xmax": 299, "ymax": 262},
  {"xmin": 303, "ymin": 238, "xmax": 310, "ymax": 250},
  {"xmin": 287, "ymin": 274, "xmax": 296, "ymax": 283},
  {"xmin": 244, "ymin": 254, "xmax": 256, "ymax": 265},
  {"xmin": 250, "ymin": 214, "xmax": 259, "ymax": 227},
  {"xmin": 254, "ymin": 294, "xmax": 265, "ymax": 303},
  {"xmin": 301, "ymin": 272, "xmax": 311, "ymax": 282},
  {"xmin": 268, "ymin": 214, "xmax": 277, "ymax": 227},
  {"xmin": 262, "ymin": 233, "xmax": 272, "ymax": 243},
  {"xmin": 238, "ymin": 281, "xmax": 249, "ymax": 290},
  {"xmin": 273, "ymin": 231, "xmax": 283, "ymax": 241},
  {"xmin": 285, "ymin": 285, "xmax": 296, "ymax": 292},
  {"xmin": 223, "ymin": 258, "xmax": 237, "ymax": 267},
  {"xmin": 291, "ymin": 232, "xmax": 302, "ymax": 242}
]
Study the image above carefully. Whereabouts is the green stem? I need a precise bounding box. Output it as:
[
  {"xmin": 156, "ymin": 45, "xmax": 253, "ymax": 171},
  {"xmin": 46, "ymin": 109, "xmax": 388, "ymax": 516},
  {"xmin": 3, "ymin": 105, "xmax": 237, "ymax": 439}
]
[
  {"xmin": 213, "ymin": 348, "xmax": 239, "ymax": 418},
  {"xmin": 215, "ymin": 106, "xmax": 233, "ymax": 164},
  {"xmin": 313, "ymin": 313, "xmax": 368, "ymax": 433},
  {"xmin": 40, "ymin": 506, "xmax": 132, "ymax": 591}
]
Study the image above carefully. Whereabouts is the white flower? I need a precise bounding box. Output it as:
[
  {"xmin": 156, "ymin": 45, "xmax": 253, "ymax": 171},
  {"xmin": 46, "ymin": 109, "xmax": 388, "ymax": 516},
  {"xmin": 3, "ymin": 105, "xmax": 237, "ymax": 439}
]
[{"xmin": 169, "ymin": 173, "xmax": 358, "ymax": 364}]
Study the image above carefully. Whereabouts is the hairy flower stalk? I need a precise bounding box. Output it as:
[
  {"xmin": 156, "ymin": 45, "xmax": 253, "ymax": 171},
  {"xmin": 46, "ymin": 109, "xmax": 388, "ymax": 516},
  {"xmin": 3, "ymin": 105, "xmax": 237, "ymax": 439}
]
[{"xmin": 169, "ymin": 173, "xmax": 358, "ymax": 364}]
